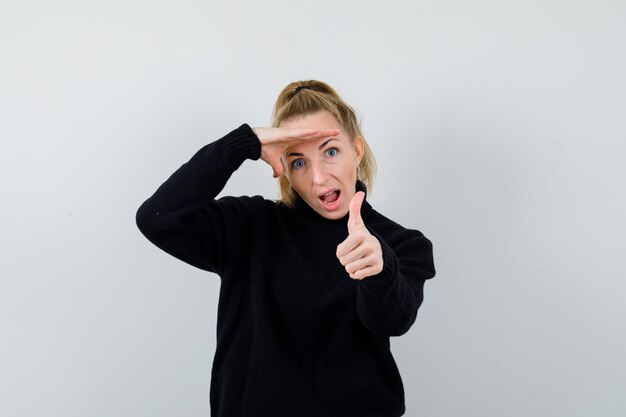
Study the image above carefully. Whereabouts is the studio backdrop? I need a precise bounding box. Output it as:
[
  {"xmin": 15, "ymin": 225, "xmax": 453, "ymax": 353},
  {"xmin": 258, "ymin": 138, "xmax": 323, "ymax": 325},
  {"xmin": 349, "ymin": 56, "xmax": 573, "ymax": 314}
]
[{"xmin": 1, "ymin": 1, "xmax": 625, "ymax": 416}]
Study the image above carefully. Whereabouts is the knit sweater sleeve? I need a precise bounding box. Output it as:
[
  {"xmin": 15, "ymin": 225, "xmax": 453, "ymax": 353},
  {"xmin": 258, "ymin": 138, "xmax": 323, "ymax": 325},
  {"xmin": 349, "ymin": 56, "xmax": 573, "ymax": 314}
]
[
  {"xmin": 355, "ymin": 227, "xmax": 436, "ymax": 337},
  {"xmin": 135, "ymin": 123, "xmax": 262, "ymax": 275}
]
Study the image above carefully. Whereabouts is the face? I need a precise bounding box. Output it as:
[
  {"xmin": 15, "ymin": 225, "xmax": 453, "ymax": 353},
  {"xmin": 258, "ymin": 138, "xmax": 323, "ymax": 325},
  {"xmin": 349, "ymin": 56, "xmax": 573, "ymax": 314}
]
[{"xmin": 280, "ymin": 111, "xmax": 364, "ymax": 220}]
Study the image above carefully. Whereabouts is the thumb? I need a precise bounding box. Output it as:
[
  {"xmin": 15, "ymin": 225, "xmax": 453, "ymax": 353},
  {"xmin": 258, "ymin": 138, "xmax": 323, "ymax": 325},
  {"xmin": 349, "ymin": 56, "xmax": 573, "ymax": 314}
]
[
  {"xmin": 348, "ymin": 191, "xmax": 365, "ymax": 233},
  {"xmin": 271, "ymin": 158, "xmax": 284, "ymax": 178}
]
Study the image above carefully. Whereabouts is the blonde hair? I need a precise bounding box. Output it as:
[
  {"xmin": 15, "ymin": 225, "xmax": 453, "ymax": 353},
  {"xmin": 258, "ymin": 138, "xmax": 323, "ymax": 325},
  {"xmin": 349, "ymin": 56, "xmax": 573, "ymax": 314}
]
[{"xmin": 271, "ymin": 80, "xmax": 376, "ymax": 207}]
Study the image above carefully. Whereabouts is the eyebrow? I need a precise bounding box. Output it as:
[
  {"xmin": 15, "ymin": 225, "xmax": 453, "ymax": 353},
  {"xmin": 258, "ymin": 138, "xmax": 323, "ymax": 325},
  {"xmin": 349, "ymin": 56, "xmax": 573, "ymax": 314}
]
[{"xmin": 286, "ymin": 138, "xmax": 338, "ymax": 158}]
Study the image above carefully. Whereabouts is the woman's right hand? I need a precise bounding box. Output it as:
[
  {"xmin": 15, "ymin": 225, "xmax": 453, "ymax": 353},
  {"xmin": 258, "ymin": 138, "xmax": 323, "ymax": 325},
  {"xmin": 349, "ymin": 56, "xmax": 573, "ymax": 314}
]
[{"xmin": 252, "ymin": 126, "xmax": 341, "ymax": 178}]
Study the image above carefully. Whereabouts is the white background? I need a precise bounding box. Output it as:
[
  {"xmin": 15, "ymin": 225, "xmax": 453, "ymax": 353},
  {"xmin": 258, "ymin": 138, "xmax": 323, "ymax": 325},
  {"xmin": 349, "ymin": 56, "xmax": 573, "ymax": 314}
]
[{"xmin": 1, "ymin": 0, "xmax": 625, "ymax": 416}]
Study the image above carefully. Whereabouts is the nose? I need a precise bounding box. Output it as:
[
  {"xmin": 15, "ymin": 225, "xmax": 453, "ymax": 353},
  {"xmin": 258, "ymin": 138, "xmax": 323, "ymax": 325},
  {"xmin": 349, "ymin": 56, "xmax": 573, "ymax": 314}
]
[{"xmin": 311, "ymin": 161, "xmax": 330, "ymax": 185}]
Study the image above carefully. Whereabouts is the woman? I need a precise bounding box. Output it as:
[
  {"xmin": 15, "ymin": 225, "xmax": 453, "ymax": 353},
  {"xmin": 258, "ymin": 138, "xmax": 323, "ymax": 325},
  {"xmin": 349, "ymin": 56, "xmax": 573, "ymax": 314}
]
[{"xmin": 136, "ymin": 80, "xmax": 436, "ymax": 417}]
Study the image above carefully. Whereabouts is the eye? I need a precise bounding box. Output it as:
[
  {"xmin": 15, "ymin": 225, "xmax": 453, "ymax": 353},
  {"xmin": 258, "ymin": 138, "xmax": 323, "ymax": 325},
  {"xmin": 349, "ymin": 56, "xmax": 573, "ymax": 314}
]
[
  {"xmin": 325, "ymin": 147, "xmax": 338, "ymax": 157},
  {"xmin": 292, "ymin": 159, "xmax": 305, "ymax": 169}
]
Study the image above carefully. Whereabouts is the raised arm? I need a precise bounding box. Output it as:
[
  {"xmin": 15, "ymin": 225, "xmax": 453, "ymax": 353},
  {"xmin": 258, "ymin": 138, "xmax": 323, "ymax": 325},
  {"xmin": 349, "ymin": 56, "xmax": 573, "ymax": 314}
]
[
  {"xmin": 135, "ymin": 124, "xmax": 263, "ymax": 274},
  {"xmin": 136, "ymin": 123, "xmax": 341, "ymax": 274}
]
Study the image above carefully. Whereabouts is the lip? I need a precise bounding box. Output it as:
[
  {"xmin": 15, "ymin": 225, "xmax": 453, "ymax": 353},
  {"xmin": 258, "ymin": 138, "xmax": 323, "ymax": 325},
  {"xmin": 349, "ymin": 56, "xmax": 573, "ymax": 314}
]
[
  {"xmin": 318, "ymin": 188, "xmax": 341, "ymax": 211},
  {"xmin": 318, "ymin": 188, "xmax": 339, "ymax": 198}
]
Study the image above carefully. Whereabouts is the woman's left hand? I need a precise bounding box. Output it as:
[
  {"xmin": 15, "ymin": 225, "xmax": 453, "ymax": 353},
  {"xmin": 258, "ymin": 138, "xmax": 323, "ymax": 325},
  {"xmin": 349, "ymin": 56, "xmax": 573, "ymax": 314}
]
[{"xmin": 336, "ymin": 191, "xmax": 384, "ymax": 280}]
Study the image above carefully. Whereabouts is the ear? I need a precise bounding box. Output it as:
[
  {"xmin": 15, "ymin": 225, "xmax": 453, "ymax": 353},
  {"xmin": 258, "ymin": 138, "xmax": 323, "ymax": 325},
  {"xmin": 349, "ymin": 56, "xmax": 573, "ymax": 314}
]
[{"xmin": 353, "ymin": 136, "xmax": 365, "ymax": 163}]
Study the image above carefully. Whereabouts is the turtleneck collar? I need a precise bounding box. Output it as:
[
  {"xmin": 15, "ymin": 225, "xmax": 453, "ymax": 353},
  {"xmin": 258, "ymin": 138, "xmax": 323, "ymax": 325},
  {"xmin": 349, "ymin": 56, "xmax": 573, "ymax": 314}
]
[{"xmin": 292, "ymin": 180, "xmax": 373, "ymax": 225}]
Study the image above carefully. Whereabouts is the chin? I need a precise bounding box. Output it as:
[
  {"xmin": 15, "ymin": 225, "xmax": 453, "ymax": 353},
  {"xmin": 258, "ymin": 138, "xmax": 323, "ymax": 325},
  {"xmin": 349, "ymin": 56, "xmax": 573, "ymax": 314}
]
[{"xmin": 316, "ymin": 206, "xmax": 348, "ymax": 220}]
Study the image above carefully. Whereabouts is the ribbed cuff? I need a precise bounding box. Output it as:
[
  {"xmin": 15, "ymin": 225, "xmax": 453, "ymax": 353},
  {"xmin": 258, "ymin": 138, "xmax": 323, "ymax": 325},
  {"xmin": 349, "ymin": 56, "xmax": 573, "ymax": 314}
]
[
  {"xmin": 222, "ymin": 123, "xmax": 262, "ymax": 163},
  {"xmin": 359, "ymin": 228, "xmax": 398, "ymax": 288}
]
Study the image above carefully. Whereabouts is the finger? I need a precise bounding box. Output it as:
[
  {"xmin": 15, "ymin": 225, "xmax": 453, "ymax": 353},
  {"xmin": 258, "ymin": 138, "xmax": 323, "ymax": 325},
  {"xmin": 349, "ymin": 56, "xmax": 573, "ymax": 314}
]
[
  {"xmin": 269, "ymin": 157, "xmax": 284, "ymax": 178},
  {"xmin": 348, "ymin": 191, "xmax": 365, "ymax": 234},
  {"xmin": 339, "ymin": 246, "xmax": 366, "ymax": 267},
  {"xmin": 279, "ymin": 128, "xmax": 342, "ymax": 162},
  {"xmin": 349, "ymin": 265, "xmax": 383, "ymax": 280},
  {"xmin": 281, "ymin": 128, "xmax": 341, "ymax": 144},
  {"xmin": 345, "ymin": 255, "xmax": 373, "ymax": 275},
  {"xmin": 290, "ymin": 127, "xmax": 340, "ymax": 139},
  {"xmin": 338, "ymin": 241, "xmax": 374, "ymax": 266},
  {"xmin": 272, "ymin": 163, "xmax": 282, "ymax": 178},
  {"xmin": 285, "ymin": 128, "xmax": 319, "ymax": 140},
  {"xmin": 315, "ymin": 127, "xmax": 341, "ymax": 138},
  {"xmin": 276, "ymin": 158, "xmax": 286, "ymax": 178},
  {"xmin": 336, "ymin": 234, "xmax": 364, "ymax": 260}
]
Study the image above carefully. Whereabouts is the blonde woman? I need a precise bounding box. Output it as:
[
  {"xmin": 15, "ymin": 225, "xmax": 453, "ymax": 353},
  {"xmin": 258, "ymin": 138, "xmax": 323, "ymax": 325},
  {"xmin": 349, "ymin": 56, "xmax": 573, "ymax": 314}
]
[{"xmin": 136, "ymin": 80, "xmax": 436, "ymax": 417}]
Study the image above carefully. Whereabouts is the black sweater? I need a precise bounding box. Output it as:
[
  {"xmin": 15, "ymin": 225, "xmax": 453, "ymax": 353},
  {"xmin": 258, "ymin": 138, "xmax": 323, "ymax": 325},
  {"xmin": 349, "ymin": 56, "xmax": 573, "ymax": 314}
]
[{"xmin": 135, "ymin": 124, "xmax": 436, "ymax": 417}]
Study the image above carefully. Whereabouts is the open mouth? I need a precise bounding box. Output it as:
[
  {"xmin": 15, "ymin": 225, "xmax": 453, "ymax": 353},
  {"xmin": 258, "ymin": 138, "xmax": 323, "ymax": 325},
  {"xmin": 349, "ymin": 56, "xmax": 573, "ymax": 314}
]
[{"xmin": 319, "ymin": 189, "xmax": 341, "ymax": 209}]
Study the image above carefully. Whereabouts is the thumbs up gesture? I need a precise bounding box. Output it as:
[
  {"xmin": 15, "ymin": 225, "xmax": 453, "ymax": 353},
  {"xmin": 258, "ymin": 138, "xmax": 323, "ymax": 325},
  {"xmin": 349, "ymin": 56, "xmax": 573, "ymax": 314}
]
[{"xmin": 336, "ymin": 191, "xmax": 384, "ymax": 280}]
